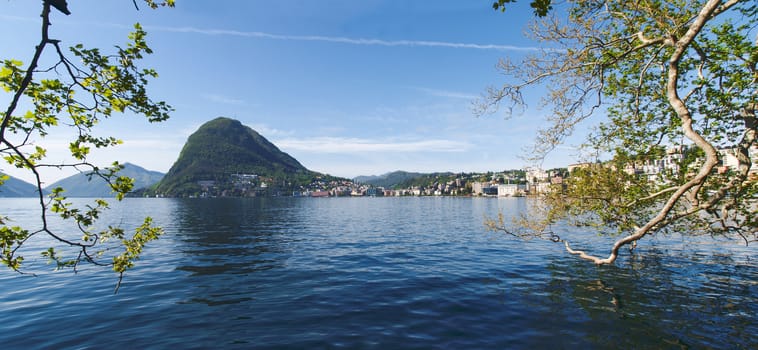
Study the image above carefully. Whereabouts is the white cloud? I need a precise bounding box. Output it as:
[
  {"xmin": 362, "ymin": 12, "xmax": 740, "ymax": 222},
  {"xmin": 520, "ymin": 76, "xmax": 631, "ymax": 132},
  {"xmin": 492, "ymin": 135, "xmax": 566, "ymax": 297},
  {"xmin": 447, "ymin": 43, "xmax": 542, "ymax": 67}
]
[
  {"xmin": 247, "ymin": 123, "xmax": 295, "ymax": 138},
  {"xmin": 276, "ymin": 137, "xmax": 471, "ymax": 154}
]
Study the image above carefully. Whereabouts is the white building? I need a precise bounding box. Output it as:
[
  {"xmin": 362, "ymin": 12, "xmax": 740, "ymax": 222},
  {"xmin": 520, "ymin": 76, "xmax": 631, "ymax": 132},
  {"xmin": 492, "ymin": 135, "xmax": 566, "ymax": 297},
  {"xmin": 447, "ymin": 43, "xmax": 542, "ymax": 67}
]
[
  {"xmin": 720, "ymin": 146, "xmax": 758, "ymax": 175},
  {"xmin": 531, "ymin": 182, "xmax": 552, "ymax": 194},
  {"xmin": 526, "ymin": 167, "xmax": 549, "ymax": 183},
  {"xmin": 497, "ymin": 184, "xmax": 526, "ymax": 197}
]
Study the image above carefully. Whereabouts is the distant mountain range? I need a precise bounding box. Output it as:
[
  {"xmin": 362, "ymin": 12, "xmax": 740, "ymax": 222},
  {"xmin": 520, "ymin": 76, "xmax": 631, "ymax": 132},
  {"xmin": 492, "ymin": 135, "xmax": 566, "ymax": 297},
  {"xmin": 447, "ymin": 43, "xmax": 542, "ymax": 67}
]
[
  {"xmin": 45, "ymin": 163, "xmax": 164, "ymax": 197},
  {"xmin": 0, "ymin": 174, "xmax": 41, "ymax": 197},
  {"xmin": 0, "ymin": 164, "xmax": 163, "ymax": 198}
]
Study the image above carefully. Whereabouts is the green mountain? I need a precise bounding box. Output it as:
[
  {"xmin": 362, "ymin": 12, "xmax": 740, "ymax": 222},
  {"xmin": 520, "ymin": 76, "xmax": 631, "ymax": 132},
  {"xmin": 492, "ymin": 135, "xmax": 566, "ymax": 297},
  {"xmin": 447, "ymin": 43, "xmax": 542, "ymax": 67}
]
[
  {"xmin": 394, "ymin": 172, "xmax": 459, "ymax": 188},
  {"xmin": 0, "ymin": 174, "xmax": 40, "ymax": 197},
  {"xmin": 44, "ymin": 163, "xmax": 164, "ymax": 198},
  {"xmin": 354, "ymin": 171, "xmax": 426, "ymax": 188},
  {"xmin": 153, "ymin": 117, "xmax": 318, "ymax": 197}
]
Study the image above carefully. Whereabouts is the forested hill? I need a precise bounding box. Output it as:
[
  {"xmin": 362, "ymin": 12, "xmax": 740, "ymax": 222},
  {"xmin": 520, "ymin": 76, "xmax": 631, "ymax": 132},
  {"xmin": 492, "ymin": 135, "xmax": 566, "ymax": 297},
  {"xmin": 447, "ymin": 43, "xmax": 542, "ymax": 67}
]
[
  {"xmin": 354, "ymin": 171, "xmax": 426, "ymax": 188},
  {"xmin": 152, "ymin": 117, "xmax": 320, "ymax": 196}
]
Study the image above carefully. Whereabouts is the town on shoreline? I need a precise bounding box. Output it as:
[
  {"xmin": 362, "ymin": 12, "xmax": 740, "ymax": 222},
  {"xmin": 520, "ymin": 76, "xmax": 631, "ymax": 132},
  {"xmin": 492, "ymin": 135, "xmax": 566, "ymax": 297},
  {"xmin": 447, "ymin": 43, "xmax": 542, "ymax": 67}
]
[{"xmin": 165, "ymin": 145, "xmax": 757, "ymax": 199}]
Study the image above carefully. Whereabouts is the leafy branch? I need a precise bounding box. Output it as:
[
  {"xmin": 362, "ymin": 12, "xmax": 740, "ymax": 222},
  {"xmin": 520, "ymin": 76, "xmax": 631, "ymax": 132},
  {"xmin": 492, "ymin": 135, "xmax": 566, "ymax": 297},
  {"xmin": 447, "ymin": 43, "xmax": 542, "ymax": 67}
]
[{"xmin": 0, "ymin": 0, "xmax": 173, "ymax": 292}]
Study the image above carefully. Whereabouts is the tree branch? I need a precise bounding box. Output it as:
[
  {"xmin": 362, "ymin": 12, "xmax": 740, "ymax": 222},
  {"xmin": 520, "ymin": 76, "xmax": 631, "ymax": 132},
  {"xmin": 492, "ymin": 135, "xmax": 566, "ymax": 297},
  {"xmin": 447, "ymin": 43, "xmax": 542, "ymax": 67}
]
[
  {"xmin": 585, "ymin": 0, "xmax": 735, "ymax": 264},
  {"xmin": 1, "ymin": 3, "xmax": 52, "ymax": 138},
  {"xmin": 623, "ymin": 186, "xmax": 680, "ymax": 207}
]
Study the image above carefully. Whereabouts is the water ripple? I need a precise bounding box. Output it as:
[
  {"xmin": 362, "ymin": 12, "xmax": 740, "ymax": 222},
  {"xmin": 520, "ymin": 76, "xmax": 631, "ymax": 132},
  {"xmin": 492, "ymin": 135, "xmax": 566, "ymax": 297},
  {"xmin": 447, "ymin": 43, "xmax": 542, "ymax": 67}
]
[{"xmin": 0, "ymin": 197, "xmax": 755, "ymax": 349}]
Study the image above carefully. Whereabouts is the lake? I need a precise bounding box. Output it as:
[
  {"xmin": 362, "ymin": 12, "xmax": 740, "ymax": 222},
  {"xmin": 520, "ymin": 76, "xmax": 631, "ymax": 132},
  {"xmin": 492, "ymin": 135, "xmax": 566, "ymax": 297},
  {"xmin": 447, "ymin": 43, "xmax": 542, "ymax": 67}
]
[{"xmin": 0, "ymin": 197, "xmax": 755, "ymax": 349}]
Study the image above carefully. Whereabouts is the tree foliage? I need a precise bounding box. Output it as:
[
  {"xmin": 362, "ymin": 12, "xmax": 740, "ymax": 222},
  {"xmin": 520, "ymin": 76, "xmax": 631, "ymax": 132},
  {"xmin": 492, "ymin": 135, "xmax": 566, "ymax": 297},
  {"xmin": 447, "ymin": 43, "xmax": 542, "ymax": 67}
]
[
  {"xmin": 483, "ymin": 0, "xmax": 757, "ymax": 263},
  {"xmin": 0, "ymin": 0, "xmax": 173, "ymax": 291}
]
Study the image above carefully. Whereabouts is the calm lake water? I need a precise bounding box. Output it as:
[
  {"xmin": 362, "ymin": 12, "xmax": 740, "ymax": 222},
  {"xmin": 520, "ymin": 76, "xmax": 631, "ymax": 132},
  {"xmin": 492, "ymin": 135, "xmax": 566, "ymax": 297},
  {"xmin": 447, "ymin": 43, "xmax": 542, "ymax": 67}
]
[{"xmin": 0, "ymin": 197, "xmax": 755, "ymax": 349}]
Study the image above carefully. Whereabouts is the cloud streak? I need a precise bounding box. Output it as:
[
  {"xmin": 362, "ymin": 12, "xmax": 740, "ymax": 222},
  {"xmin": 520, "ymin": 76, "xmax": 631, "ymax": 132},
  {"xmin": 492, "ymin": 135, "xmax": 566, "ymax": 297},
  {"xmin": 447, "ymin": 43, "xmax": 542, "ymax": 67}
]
[
  {"xmin": 0, "ymin": 14, "xmax": 553, "ymax": 52},
  {"xmin": 414, "ymin": 87, "xmax": 479, "ymax": 100},
  {"xmin": 277, "ymin": 137, "xmax": 471, "ymax": 153},
  {"xmin": 146, "ymin": 25, "xmax": 548, "ymax": 52},
  {"xmin": 202, "ymin": 94, "xmax": 245, "ymax": 105}
]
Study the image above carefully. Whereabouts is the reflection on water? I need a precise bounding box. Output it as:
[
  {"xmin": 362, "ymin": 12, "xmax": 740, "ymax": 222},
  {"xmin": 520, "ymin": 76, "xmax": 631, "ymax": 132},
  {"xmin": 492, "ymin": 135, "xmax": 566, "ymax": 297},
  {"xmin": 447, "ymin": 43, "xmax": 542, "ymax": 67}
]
[
  {"xmin": 539, "ymin": 245, "xmax": 757, "ymax": 349},
  {"xmin": 0, "ymin": 197, "xmax": 755, "ymax": 349},
  {"xmin": 174, "ymin": 199, "xmax": 291, "ymax": 274}
]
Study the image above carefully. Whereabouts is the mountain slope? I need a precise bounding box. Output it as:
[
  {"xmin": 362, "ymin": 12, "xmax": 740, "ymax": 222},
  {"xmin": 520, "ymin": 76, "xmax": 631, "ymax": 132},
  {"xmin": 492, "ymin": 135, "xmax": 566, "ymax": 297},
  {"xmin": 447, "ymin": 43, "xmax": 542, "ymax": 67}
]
[
  {"xmin": 354, "ymin": 171, "xmax": 426, "ymax": 188},
  {"xmin": 44, "ymin": 163, "xmax": 164, "ymax": 198},
  {"xmin": 154, "ymin": 117, "xmax": 316, "ymax": 196},
  {"xmin": 0, "ymin": 175, "xmax": 40, "ymax": 197}
]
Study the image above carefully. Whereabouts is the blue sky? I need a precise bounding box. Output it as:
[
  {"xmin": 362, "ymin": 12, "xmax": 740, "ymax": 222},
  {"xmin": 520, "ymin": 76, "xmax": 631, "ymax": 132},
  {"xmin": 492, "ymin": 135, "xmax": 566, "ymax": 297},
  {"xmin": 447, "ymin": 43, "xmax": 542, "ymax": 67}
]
[{"xmin": 1, "ymin": 0, "xmax": 582, "ymax": 183}]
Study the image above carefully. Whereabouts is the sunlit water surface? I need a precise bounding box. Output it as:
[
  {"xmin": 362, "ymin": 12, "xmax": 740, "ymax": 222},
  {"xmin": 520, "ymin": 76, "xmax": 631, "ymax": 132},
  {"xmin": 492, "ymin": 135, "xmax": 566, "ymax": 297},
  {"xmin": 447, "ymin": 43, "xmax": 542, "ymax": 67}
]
[{"xmin": 0, "ymin": 197, "xmax": 755, "ymax": 349}]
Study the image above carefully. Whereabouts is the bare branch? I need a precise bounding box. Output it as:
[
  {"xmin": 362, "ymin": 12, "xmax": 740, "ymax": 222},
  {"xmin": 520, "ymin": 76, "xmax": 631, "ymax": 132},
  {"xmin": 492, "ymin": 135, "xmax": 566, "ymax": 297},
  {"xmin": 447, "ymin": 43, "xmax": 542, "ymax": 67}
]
[{"xmin": 623, "ymin": 186, "xmax": 680, "ymax": 207}]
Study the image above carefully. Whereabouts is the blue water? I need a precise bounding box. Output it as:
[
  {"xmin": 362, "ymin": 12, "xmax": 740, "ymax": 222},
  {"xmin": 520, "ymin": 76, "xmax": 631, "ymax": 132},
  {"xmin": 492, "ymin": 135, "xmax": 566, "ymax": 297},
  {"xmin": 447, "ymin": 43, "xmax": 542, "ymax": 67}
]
[{"xmin": 1, "ymin": 197, "xmax": 756, "ymax": 349}]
